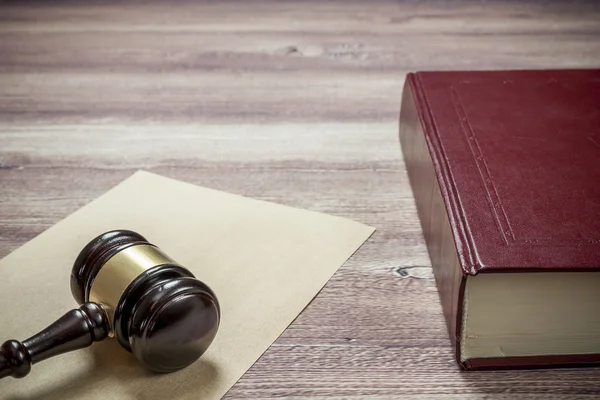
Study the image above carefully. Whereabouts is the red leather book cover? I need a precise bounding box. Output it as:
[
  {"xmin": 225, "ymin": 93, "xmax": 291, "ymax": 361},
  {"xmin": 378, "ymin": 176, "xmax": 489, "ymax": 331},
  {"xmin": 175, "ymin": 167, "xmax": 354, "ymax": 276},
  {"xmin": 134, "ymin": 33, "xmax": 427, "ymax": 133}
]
[{"xmin": 399, "ymin": 69, "xmax": 600, "ymax": 370}]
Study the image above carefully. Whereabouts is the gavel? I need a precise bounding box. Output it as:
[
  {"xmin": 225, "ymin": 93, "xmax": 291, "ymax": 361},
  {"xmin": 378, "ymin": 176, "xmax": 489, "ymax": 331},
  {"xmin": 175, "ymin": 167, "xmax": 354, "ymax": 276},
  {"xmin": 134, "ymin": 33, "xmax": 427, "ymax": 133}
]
[{"xmin": 0, "ymin": 230, "xmax": 220, "ymax": 379}]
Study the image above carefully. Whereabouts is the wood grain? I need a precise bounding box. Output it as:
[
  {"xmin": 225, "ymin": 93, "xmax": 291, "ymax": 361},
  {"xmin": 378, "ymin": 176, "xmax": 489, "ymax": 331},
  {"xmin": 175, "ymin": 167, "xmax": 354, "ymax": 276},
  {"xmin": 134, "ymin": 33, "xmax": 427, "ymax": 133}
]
[{"xmin": 1, "ymin": 1, "xmax": 600, "ymax": 398}]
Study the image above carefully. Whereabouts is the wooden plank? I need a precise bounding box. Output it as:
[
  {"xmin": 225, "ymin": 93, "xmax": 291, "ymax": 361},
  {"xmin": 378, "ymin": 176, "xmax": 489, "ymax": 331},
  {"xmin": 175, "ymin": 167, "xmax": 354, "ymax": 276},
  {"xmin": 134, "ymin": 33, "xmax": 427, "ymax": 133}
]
[{"xmin": 1, "ymin": 1, "xmax": 599, "ymax": 398}]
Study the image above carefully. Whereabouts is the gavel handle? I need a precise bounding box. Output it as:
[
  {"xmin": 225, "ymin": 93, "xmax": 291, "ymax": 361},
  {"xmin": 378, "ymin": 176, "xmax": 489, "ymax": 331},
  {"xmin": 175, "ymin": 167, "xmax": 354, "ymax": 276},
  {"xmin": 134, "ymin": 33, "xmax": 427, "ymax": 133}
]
[{"xmin": 0, "ymin": 302, "xmax": 109, "ymax": 379}]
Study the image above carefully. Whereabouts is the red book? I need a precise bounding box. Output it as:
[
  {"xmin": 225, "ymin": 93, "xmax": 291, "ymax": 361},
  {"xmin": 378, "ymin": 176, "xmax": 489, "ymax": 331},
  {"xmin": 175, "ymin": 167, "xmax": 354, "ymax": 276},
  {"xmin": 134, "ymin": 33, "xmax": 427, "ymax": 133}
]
[{"xmin": 399, "ymin": 69, "xmax": 600, "ymax": 370}]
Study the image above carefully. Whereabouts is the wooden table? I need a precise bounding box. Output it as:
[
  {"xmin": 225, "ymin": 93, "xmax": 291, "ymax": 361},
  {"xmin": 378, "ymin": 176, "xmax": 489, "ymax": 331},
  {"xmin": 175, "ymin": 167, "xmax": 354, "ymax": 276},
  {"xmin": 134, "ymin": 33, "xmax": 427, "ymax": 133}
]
[{"xmin": 1, "ymin": 1, "xmax": 600, "ymax": 398}]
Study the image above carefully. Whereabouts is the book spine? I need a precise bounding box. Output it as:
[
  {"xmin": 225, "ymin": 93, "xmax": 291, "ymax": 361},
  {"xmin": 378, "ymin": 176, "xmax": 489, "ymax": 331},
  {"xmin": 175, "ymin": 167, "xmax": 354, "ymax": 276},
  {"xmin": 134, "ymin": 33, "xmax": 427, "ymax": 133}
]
[{"xmin": 399, "ymin": 75, "xmax": 468, "ymax": 369}]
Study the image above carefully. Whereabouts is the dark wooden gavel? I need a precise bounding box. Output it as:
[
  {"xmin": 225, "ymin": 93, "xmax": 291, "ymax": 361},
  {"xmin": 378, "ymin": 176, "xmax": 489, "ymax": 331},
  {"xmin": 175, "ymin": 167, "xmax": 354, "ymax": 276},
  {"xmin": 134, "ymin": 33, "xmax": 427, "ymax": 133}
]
[{"xmin": 0, "ymin": 230, "xmax": 220, "ymax": 379}]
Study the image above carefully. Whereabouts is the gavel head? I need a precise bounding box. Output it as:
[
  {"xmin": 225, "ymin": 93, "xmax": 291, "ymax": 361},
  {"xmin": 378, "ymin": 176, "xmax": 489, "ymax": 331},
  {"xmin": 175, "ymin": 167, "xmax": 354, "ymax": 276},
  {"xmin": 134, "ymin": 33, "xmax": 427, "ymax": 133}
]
[{"xmin": 70, "ymin": 230, "xmax": 220, "ymax": 372}]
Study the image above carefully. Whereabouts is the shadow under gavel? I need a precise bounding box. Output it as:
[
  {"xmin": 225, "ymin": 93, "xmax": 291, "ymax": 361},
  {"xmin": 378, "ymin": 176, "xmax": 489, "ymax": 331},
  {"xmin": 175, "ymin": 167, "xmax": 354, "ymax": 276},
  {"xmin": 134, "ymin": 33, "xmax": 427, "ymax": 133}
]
[{"xmin": 0, "ymin": 230, "xmax": 220, "ymax": 380}]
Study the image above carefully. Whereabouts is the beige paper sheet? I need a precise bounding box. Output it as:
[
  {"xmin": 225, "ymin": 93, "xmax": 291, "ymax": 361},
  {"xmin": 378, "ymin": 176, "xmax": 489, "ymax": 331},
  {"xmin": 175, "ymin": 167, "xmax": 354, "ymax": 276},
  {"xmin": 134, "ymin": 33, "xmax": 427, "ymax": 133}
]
[{"xmin": 0, "ymin": 171, "xmax": 373, "ymax": 400}]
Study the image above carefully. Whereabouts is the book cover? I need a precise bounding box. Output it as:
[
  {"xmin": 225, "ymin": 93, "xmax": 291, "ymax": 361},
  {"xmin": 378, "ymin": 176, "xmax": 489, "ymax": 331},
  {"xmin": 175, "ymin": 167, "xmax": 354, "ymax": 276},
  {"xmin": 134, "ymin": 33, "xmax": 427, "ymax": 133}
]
[{"xmin": 399, "ymin": 69, "xmax": 600, "ymax": 370}]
